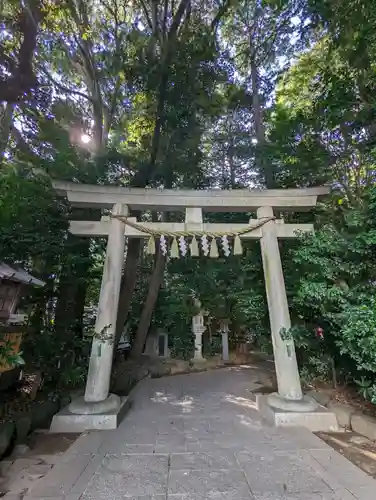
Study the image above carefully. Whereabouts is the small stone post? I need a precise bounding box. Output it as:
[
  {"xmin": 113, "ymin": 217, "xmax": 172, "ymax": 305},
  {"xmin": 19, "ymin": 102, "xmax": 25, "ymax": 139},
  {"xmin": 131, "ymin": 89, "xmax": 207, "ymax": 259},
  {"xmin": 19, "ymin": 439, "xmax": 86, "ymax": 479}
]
[
  {"xmin": 257, "ymin": 206, "xmax": 306, "ymax": 406},
  {"xmin": 77, "ymin": 203, "xmax": 127, "ymax": 411},
  {"xmin": 192, "ymin": 314, "xmax": 206, "ymax": 361},
  {"xmin": 220, "ymin": 321, "xmax": 230, "ymax": 363}
]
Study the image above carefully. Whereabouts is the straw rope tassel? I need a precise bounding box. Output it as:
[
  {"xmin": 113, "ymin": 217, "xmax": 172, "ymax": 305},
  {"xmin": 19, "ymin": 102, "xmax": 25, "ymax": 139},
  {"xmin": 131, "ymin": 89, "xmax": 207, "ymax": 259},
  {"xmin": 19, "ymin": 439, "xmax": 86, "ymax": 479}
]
[
  {"xmin": 209, "ymin": 237, "xmax": 219, "ymax": 258},
  {"xmin": 146, "ymin": 235, "xmax": 156, "ymax": 254},
  {"xmin": 170, "ymin": 236, "xmax": 179, "ymax": 258},
  {"xmin": 190, "ymin": 235, "xmax": 199, "ymax": 256},
  {"xmin": 111, "ymin": 214, "xmax": 276, "ymax": 260},
  {"xmin": 233, "ymin": 234, "xmax": 243, "ymax": 255}
]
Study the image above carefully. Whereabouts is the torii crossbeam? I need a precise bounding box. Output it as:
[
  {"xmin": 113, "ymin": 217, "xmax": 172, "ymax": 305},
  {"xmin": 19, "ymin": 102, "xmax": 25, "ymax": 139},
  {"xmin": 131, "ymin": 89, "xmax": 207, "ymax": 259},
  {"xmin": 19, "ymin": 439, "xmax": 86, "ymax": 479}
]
[{"xmin": 54, "ymin": 181, "xmax": 328, "ymax": 211}]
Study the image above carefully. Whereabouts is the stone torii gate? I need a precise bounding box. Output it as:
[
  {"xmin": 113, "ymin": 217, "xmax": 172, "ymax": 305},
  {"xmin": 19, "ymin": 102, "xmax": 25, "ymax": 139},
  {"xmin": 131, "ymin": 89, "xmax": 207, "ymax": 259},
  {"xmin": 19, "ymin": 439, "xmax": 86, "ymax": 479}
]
[{"xmin": 50, "ymin": 182, "xmax": 337, "ymax": 432}]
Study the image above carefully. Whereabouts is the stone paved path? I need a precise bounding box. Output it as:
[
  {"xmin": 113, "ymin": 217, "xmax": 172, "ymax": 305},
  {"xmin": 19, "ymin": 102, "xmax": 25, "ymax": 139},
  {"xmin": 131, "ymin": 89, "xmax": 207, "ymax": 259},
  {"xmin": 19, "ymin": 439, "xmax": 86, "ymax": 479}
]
[{"xmin": 22, "ymin": 367, "xmax": 375, "ymax": 500}]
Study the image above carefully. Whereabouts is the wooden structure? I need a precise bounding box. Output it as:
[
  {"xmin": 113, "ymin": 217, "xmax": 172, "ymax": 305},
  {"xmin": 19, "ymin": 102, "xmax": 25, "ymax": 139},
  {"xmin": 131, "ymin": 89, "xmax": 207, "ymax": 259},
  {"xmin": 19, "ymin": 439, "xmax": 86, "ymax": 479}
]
[
  {"xmin": 0, "ymin": 262, "xmax": 44, "ymax": 381},
  {"xmin": 0, "ymin": 262, "xmax": 45, "ymax": 324}
]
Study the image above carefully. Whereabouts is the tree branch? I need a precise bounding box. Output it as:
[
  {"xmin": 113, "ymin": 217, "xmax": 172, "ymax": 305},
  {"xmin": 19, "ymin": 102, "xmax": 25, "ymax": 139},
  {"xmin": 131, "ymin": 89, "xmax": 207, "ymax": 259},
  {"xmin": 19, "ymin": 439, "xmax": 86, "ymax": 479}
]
[
  {"xmin": 169, "ymin": 0, "xmax": 190, "ymax": 39},
  {"xmin": 148, "ymin": 0, "xmax": 191, "ymax": 171},
  {"xmin": 100, "ymin": 0, "xmax": 117, "ymax": 20},
  {"xmin": 138, "ymin": 0, "xmax": 154, "ymax": 31},
  {"xmin": 151, "ymin": 0, "xmax": 159, "ymax": 35},
  {"xmin": 134, "ymin": 0, "xmax": 191, "ymax": 185},
  {"xmin": 0, "ymin": 0, "xmax": 41, "ymax": 103},
  {"xmin": 162, "ymin": 0, "xmax": 169, "ymax": 37},
  {"xmin": 40, "ymin": 68, "xmax": 93, "ymax": 102},
  {"xmin": 211, "ymin": 0, "xmax": 232, "ymax": 31},
  {"xmin": 10, "ymin": 126, "xmax": 34, "ymax": 155}
]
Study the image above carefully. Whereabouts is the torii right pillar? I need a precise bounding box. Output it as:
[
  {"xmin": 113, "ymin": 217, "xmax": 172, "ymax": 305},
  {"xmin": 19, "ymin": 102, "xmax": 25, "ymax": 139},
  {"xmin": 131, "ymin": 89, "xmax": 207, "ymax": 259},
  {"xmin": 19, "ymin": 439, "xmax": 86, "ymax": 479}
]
[{"xmin": 257, "ymin": 207, "xmax": 338, "ymax": 429}]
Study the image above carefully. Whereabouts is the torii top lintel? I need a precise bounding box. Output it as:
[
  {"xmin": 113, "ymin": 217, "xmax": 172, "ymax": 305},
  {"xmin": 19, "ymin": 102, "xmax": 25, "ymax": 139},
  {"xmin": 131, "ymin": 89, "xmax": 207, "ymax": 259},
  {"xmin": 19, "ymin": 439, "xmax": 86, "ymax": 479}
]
[{"xmin": 53, "ymin": 181, "xmax": 330, "ymax": 212}]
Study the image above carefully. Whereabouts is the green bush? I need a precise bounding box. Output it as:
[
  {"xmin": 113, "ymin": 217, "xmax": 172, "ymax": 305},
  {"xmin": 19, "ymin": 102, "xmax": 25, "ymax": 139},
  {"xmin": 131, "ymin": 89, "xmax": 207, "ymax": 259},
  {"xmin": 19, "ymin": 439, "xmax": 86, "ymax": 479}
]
[
  {"xmin": 333, "ymin": 296, "xmax": 376, "ymax": 402},
  {"xmin": 0, "ymin": 335, "xmax": 25, "ymax": 369},
  {"xmin": 22, "ymin": 324, "xmax": 91, "ymax": 390},
  {"xmin": 336, "ymin": 296, "xmax": 376, "ymax": 373}
]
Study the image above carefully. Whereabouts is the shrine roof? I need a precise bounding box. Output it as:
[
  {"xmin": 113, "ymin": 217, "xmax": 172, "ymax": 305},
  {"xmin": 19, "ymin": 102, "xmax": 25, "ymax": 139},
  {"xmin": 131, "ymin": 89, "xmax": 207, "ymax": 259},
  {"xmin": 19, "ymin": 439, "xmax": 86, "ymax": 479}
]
[{"xmin": 0, "ymin": 262, "xmax": 45, "ymax": 287}]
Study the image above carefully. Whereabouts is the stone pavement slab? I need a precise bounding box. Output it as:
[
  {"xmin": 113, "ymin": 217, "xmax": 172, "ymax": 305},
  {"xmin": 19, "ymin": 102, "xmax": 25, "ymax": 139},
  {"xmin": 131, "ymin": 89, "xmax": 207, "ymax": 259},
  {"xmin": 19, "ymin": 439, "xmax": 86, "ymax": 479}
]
[
  {"xmin": 24, "ymin": 367, "xmax": 376, "ymax": 500},
  {"xmin": 237, "ymin": 450, "xmax": 332, "ymax": 495}
]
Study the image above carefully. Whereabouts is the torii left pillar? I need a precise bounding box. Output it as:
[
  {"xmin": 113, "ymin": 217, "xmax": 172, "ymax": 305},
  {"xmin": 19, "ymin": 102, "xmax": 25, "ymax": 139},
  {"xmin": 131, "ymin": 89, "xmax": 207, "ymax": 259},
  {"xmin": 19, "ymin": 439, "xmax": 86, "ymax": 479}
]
[
  {"xmin": 51, "ymin": 203, "xmax": 128, "ymax": 431},
  {"xmin": 83, "ymin": 202, "xmax": 127, "ymax": 407}
]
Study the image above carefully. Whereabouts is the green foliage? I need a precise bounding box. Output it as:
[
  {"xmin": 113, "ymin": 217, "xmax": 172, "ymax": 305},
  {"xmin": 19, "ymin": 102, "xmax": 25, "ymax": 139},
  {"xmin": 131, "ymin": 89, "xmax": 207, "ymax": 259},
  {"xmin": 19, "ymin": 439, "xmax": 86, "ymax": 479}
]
[
  {"xmin": 264, "ymin": 9, "xmax": 376, "ymax": 398},
  {"xmin": 204, "ymin": 334, "xmax": 222, "ymax": 357},
  {"xmin": 269, "ymin": 35, "xmax": 376, "ymax": 193},
  {"xmin": 0, "ymin": 337, "xmax": 25, "ymax": 369},
  {"xmin": 336, "ymin": 298, "xmax": 376, "ymax": 374},
  {"xmin": 354, "ymin": 377, "xmax": 376, "ymax": 405},
  {"xmin": 151, "ymin": 236, "xmax": 269, "ymax": 357},
  {"xmin": 280, "ymin": 324, "xmax": 334, "ymax": 385},
  {"xmin": 22, "ymin": 323, "xmax": 91, "ymax": 389},
  {"xmin": 169, "ymin": 333, "xmax": 194, "ymax": 360},
  {"xmin": 153, "ymin": 279, "xmax": 195, "ymax": 359},
  {"xmin": 281, "ymin": 186, "xmax": 376, "ymax": 398},
  {"xmin": 0, "ymin": 167, "xmax": 67, "ymax": 264}
]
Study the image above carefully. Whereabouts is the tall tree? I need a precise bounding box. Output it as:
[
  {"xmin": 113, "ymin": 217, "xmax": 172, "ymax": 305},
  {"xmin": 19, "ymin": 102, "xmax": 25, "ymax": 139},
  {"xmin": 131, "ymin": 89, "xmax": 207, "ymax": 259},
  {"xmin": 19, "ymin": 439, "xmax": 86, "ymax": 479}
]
[
  {"xmin": 116, "ymin": 0, "xmax": 226, "ymax": 354},
  {"xmin": 0, "ymin": 0, "xmax": 42, "ymax": 104},
  {"xmin": 219, "ymin": 0, "xmax": 300, "ymax": 187}
]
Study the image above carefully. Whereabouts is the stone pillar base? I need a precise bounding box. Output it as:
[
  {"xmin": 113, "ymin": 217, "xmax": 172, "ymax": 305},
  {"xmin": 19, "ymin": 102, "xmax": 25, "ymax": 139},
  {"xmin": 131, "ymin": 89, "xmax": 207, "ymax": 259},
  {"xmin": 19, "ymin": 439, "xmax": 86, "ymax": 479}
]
[
  {"xmin": 256, "ymin": 393, "xmax": 339, "ymax": 432},
  {"xmin": 49, "ymin": 394, "xmax": 130, "ymax": 433},
  {"xmin": 267, "ymin": 392, "xmax": 318, "ymax": 412},
  {"xmin": 68, "ymin": 393, "xmax": 121, "ymax": 414}
]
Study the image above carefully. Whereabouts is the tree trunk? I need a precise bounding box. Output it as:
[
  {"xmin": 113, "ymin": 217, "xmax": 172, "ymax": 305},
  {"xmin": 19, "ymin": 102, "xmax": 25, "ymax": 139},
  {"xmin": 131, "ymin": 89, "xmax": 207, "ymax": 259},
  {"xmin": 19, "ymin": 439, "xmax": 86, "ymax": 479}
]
[
  {"xmin": 74, "ymin": 277, "xmax": 88, "ymax": 335},
  {"xmin": 229, "ymin": 143, "xmax": 235, "ymax": 187},
  {"xmin": 0, "ymin": 103, "xmax": 14, "ymax": 161},
  {"xmin": 0, "ymin": 2, "xmax": 41, "ymax": 103},
  {"xmin": 113, "ymin": 0, "xmax": 192, "ymax": 346},
  {"xmin": 54, "ymin": 254, "xmax": 77, "ymax": 336},
  {"xmin": 250, "ymin": 57, "xmax": 274, "ymax": 189},
  {"xmin": 131, "ymin": 248, "xmax": 166, "ymax": 358},
  {"xmin": 114, "ymin": 238, "xmax": 142, "ymax": 344},
  {"xmin": 54, "ymin": 233, "xmax": 91, "ymax": 336}
]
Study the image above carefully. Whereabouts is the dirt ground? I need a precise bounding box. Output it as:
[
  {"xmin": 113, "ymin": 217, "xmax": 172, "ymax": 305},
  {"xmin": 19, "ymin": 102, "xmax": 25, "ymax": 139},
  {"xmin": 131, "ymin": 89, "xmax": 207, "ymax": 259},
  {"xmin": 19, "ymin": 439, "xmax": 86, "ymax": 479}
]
[
  {"xmin": 317, "ymin": 430, "xmax": 376, "ymax": 479},
  {"xmin": 24, "ymin": 430, "xmax": 79, "ymax": 456},
  {"xmin": 0, "ymin": 431, "xmax": 79, "ymax": 497},
  {"xmin": 305, "ymin": 382, "xmax": 376, "ymax": 480},
  {"xmin": 312, "ymin": 381, "xmax": 376, "ymax": 419}
]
